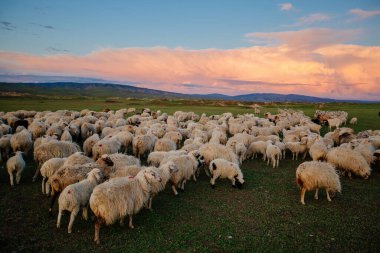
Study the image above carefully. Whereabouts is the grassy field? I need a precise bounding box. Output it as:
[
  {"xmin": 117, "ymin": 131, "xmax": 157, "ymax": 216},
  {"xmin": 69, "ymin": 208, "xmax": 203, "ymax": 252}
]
[{"xmin": 0, "ymin": 97, "xmax": 379, "ymax": 252}]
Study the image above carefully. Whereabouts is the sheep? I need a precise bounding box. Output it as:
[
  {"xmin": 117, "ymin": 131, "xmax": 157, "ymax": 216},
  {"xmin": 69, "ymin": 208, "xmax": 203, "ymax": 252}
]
[
  {"xmin": 265, "ymin": 141, "xmax": 281, "ymax": 168},
  {"xmin": 40, "ymin": 157, "xmax": 67, "ymax": 195},
  {"xmin": 154, "ymin": 138, "xmax": 177, "ymax": 152},
  {"xmin": 285, "ymin": 137, "xmax": 308, "ymax": 160},
  {"xmin": 296, "ymin": 161, "xmax": 341, "ymax": 205},
  {"xmin": 147, "ymin": 150, "xmax": 187, "ymax": 167},
  {"xmin": 92, "ymin": 137, "xmax": 122, "ymax": 160},
  {"xmin": 132, "ymin": 134, "xmax": 157, "ymax": 160},
  {"xmin": 247, "ymin": 141, "xmax": 267, "ymax": 160},
  {"xmin": 349, "ymin": 117, "xmax": 357, "ymax": 125},
  {"xmin": 60, "ymin": 128, "xmax": 72, "ymax": 142},
  {"xmin": 108, "ymin": 165, "xmax": 143, "ymax": 179},
  {"xmin": 209, "ymin": 158, "xmax": 244, "ymax": 189},
  {"xmin": 83, "ymin": 134, "xmax": 100, "ymax": 157},
  {"xmin": 309, "ymin": 139, "xmax": 329, "ymax": 161},
  {"xmin": 33, "ymin": 140, "xmax": 81, "ymax": 182},
  {"xmin": 90, "ymin": 168, "xmax": 161, "ymax": 244},
  {"xmin": 0, "ymin": 134, "xmax": 12, "ymax": 161},
  {"xmin": 352, "ymin": 140, "xmax": 375, "ymax": 165},
  {"xmin": 274, "ymin": 141, "xmax": 286, "ymax": 159},
  {"xmin": 81, "ymin": 122, "xmax": 96, "ymax": 141},
  {"xmin": 10, "ymin": 128, "xmax": 33, "ymax": 153},
  {"xmin": 326, "ymin": 147, "xmax": 371, "ymax": 179},
  {"xmin": 6, "ymin": 151, "xmax": 25, "ymax": 186},
  {"xmin": 57, "ymin": 168, "xmax": 104, "ymax": 233},
  {"xmin": 63, "ymin": 152, "xmax": 94, "ymax": 167},
  {"xmin": 163, "ymin": 131, "xmax": 183, "ymax": 147},
  {"xmin": 327, "ymin": 118, "xmax": 342, "ymax": 131},
  {"xmin": 108, "ymin": 131, "xmax": 134, "ymax": 154},
  {"xmin": 198, "ymin": 143, "xmax": 239, "ymax": 173},
  {"xmin": 28, "ymin": 121, "xmax": 47, "ymax": 140},
  {"xmin": 97, "ymin": 153, "xmax": 141, "ymax": 171},
  {"xmin": 226, "ymin": 140, "xmax": 247, "ymax": 164}
]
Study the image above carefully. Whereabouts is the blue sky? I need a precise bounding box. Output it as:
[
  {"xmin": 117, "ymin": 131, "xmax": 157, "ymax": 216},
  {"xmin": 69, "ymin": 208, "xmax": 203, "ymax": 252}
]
[
  {"xmin": 0, "ymin": 1, "xmax": 379, "ymax": 100},
  {"xmin": 1, "ymin": 0, "xmax": 379, "ymax": 55}
]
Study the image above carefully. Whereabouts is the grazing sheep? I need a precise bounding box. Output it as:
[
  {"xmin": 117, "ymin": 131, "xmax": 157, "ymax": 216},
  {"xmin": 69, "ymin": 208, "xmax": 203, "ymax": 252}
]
[
  {"xmin": 309, "ymin": 139, "xmax": 329, "ymax": 161},
  {"xmin": 199, "ymin": 143, "xmax": 239, "ymax": 174},
  {"xmin": 352, "ymin": 140, "xmax": 375, "ymax": 165},
  {"xmin": 247, "ymin": 141, "xmax": 267, "ymax": 160},
  {"xmin": 209, "ymin": 158, "xmax": 244, "ymax": 189},
  {"xmin": 154, "ymin": 138, "xmax": 177, "ymax": 152},
  {"xmin": 40, "ymin": 157, "xmax": 67, "ymax": 195},
  {"xmin": 10, "ymin": 128, "xmax": 33, "ymax": 153},
  {"xmin": 132, "ymin": 134, "xmax": 157, "ymax": 160},
  {"xmin": 57, "ymin": 168, "xmax": 104, "ymax": 233},
  {"xmin": 92, "ymin": 137, "xmax": 122, "ymax": 160},
  {"xmin": 326, "ymin": 147, "xmax": 371, "ymax": 179},
  {"xmin": 285, "ymin": 137, "xmax": 308, "ymax": 160},
  {"xmin": 83, "ymin": 134, "xmax": 100, "ymax": 157},
  {"xmin": 90, "ymin": 168, "xmax": 161, "ymax": 244},
  {"xmin": 147, "ymin": 150, "xmax": 187, "ymax": 167},
  {"xmin": 349, "ymin": 117, "xmax": 357, "ymax": 125},
  {"xmin": 6, "ymin": 151, "xmax": 25, "ymax": 186},
  {"xmin": 296, "ymin": 161, "xmax": 341, "ymax": 205},
  {"xmin": 265, "ymin": 141, "xmax": 281, "ymax": 168},
  {"xmin": 33, "ymin": 140, "xmax": 81, "ymax": 182},
  {"xmin": 226, "ymin": 140, "xmax": 247, "ymax": 165}
]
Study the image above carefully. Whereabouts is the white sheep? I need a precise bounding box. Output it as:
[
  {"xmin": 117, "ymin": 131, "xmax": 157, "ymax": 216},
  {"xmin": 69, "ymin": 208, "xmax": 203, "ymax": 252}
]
[
  {"xmin": 326, "ymin": 147, "xmax": 371, "ymax": 179},
  {"xmin": 90, "ymin": 168, "xmax": 161, "ymax": 244},
  {"xmin": 10, "ymin": 128, "xmax": 33, "ymax": 153},
  {"xmin": 226, "ymin": 140, "xmax": 247, "ymax": 165},
  {"xmin": 154, "ymin": 138, "xmax": 177, "ymax": 152},
  {"xmin": 6, "ymin": 151, "xmax": 25, "ymax": 186},
  {"xmin": 92, "ymin": 137, "xmax": 122, "ymax": 160},
  {"xmin": 83, "ymin": 133, "xmax": 100, "ymax": 157},
  {"xmin": 57, "ymin": 168, "xmax": 104, "ymax": 233},
  {"xmin": 132, "ymin": 134, "xmax": 157, "ymax": 160},
  {"xmin": 349, "ymin": 117, "xmax": 357, "ymax": 125},
  {"xmin": 198, "ymin": 143, "xmax": 239, "ymax": 174},
  {"xmin": 274, "ymin": 141, "xmax": 286, "ymax": 159},
  {"xmin": 247, "ymin": 141, "xmax": 267, "ymax": 160},
  {"xmin": 0, "ymin": 134, "xmax": 12, "ymax": 161},
  {"xmin": 296, "ymin": 161, "xmax": 341, "ymax": 205},
  {"xmin": 60, "ymin": 128, "xmax": 72, "ymax": 142},
  {"xmin": 309, "ymin": 139, "xmax": 329, "ymax": 161},
  {"xmin": 327, "ymin": 118, "xmax": 342, "ymax": 131},
  {"xmin": 209, "ymin": 158, "xmax": 244, "ymax": 189},
  {"xmin": 285, "ymin": 137, "xmax": 308, "ymax": 160},
  {"xmin": 265, "ymin": 141, "xmax": 281, "ymax": 168},
  {"xmin": 147, "ymin": 150, "xmax": 187, "ymax": 167},
  {"xmin": 40, "ymin": 157, "xmax": 67, "ymax": 195}
]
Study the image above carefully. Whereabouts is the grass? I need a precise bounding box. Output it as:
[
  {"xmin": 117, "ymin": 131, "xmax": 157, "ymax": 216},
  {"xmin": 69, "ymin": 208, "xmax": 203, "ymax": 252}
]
[{"xmin": 0, "ymin": 97, "xmax": 379, "ymax": 252}]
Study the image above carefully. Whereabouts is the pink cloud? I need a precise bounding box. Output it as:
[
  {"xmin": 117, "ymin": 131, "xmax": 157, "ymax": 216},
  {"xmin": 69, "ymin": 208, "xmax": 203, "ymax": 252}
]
[
  {"xmin": 349, "ymin": 8, "xmax": 380, "ymax": 19},
  {"xmin": 279, "ymin": 3, "xmax": 294, "ymax": 11},
  {"xmin": 290, "ymin": 13, "xmax": 331, "ymax": 26},
  {"xmin": 0, "ymin": 29, "xmax": 379, "ymax": 100}
]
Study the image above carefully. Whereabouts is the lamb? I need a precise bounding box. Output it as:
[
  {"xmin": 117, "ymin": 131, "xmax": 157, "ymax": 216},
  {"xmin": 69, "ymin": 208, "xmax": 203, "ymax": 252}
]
[
  {"xmin": 57, "ymin": 168, "xmax": 104, "ymax": 233},
  {"xmin": 83, "ymin": 134, "xmax": 100, "ymax": 157},
  {"xmin": 209, "ymin": 158, "xmax": 244, "ymax": 189},
  {"xmin": 132, "ymin": 134, "xmax": 157, "ymax": 160},
  {"xmin": 285, "ymin": 137, "xmax": 308, "ymax": 160},
  {"xmin": 10, "ymin": 128, "xmax": 33, "ymax": 153},
  {"xmin": 33, "ymin": 140, "xmax": 81, "ymax": 182},
  {"xmin": 265, "ymin": 141, "xmax": 281, "ymax": 168},
  {"xmin": 326, "ymin": 147, "xmax": 371, "ymax": 179},
  {"xmin": 92, "ymin": 137, "xmax": 122, "ymax": 160},
  {"xmin": 6, "ymin": 151, "xmax": 25, "ymax": 186},
  {"xmin": 349, "ymin": 117, "xmax": 357, "ymax": 125},
  {"xmin": 309, "ymin": 139, "xmax": 329, "ymax": 161},
  {"xmin": 154, "ymin": 138, "xmax": 177, "ymax": 152},
  {"xmin": 296, "ymin": 161, "xmax": 341, "ymax": 205},
  {"xmin": 147, "ymin": 150, "xmax": 187, "ymax": 167},
  {"xmin": 90, "ymin": 168, "xmax": 161, "ymax": 244},
  {"xmin": 40, "ymin": 157, "xmax": 67, "ymax": 195}
]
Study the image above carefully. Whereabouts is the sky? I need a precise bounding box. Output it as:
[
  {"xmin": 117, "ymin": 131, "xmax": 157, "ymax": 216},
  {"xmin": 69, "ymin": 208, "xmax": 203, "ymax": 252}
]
[{"xmin": 0, "ymin": 0, "xmax": 379, "ymax": 100}]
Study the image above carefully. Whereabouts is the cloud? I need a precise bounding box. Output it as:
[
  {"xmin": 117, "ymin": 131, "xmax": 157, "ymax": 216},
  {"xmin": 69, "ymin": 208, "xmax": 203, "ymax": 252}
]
[
  {"xmin": 46, "ymin": 47, "xmax": 69, "ymax": 53},
  {"xmin": 0, "ymin": 21, "xmax": 16, "ymax": 31},
  {"xmin": 279, "ymin": 3, "xmax": 294, "ymax": 11},
  {"xmin": 246, "ymin": 28, "xmax": 361, "ymax": 50},
  {"xmin": 349, "ymin": 8, "xmax": 380, "ymax": 19},
  {"xmin": 288, "ymin": 13, "xmax": 331, "ymax": 27},
  {"xmin": 30, "ymin": 22, "xmax": 56, "ymax": 30},
  {"xmin": 0, "ymin": 30, "xmax": 379, "ymax": 100}
]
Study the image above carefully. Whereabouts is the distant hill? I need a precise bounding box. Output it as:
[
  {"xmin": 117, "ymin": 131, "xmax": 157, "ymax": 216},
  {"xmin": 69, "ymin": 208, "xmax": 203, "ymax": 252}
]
[{"xmin": 0, "ymin": 82, "xmax": 377, "ymax": 103}]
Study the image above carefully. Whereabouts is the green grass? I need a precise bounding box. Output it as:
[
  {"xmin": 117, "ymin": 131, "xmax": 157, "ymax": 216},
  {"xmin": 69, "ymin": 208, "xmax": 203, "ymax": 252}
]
[{"xmin": 0, "ymin": 97, "xmax": 379, "ymax": 252}]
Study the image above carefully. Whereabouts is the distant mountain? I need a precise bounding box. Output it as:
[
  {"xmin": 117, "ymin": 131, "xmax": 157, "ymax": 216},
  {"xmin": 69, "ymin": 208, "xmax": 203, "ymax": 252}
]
[{"xmin": 0, "ymin": 82, "xmax": 378, "ymax": 103}]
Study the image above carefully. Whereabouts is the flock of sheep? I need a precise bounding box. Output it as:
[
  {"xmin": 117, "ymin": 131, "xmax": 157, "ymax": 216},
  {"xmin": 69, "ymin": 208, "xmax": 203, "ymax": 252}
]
[{"xmin": 0, "ymin": 107, "xmax": 379, "ymax": 244}]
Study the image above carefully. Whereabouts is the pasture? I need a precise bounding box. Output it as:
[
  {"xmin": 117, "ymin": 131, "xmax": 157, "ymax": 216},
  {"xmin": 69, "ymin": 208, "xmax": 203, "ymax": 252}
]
[{"xmin": 0, "ymin": 97, "xmax": 379, "ymax": 252}]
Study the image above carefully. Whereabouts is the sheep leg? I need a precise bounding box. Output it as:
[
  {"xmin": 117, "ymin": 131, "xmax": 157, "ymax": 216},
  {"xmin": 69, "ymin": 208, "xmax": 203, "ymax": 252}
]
[
  {"xmin": 82, "ymin": 206, "xmax": 88, "ymax": 221},
  {"xmin": 68, "ymin": 208, "xmax": 79, "ymax": 233},
  {"xmin": 302, "ymin": 152, "xmax": 307, "ymax": 160},
  {"xmin": 119, "ymin": 217, "xmax": 125, "ymax": 227},
  {"xmin": 210, "ymin": 176, "xmax": 217, "ymax": 189},
  {"xmin": 128, "ymin": 215, "xmax": 134, "ymax": 229},
  {"xmin": 230, "ymin": 177, "xmax": 236, "ymax": 188},
  {"xmin": 192, "ymin": 173, "xmax": 197, "ymax": 182},
  {"xmin": 41, "ymin": 177, "xmax": 45, "ymax": 194},
  {"xmin": 49, "ymin": 192, "xmax": 59, "ymax": 215},
  {"xmin": 94, "ymin": 218, "xmax": 104, "ymax": 244},
  {"xmin": 171, "ymin": 184, "xmax": 179, "ymax": 196},
  {"xmin": 16, "ymin": 169, "xmax": 23, "ymax": 184},
  {"xmin": 46, "ymin": 181, "xmax": 51, "ymax": 197},
  {"xmin": 276, "ymin": 158, "xmax": 279, "ymax": 168},
  {"xmin": 8, "ymin": 171, "xmax": 14, "ymax": 186},
  {"xmin": 32, "ymin": 166, "xmax": 40, "ymax": 182},
  {"xmin": 262, "ymin": 153, "xmax": 266, "ymax": 161},
  {"xmin": 295, "ymin": 152, "xmax": 299, "ymax": 160},
  {"xmin": 267, "ymin": 157, "xmax": 270, "ymax": 166},
  {"xmin": 57, "ymin": 209, "xmax": 63, "ymax": 228},
  {"xmin": 326, "ymin": 190, "xmax": 332, "ymax": 202},
  {"xmin": 180, "ymin": 180, "xmax": 186, "ymax": 191},
  {"xmin": 314, "ymin": 188, "xmax": 319, "ymax": 200},
  {"xmin": 300, "ymin": 188, "xmax": 306, "ymax": 205},
  {"xmin": 148, "ymin": 197, "xmax": 153, "ymax": 210},
  {"xmin": 348, "ymin": 172, "xmax": 352, "ymax": 180}
]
